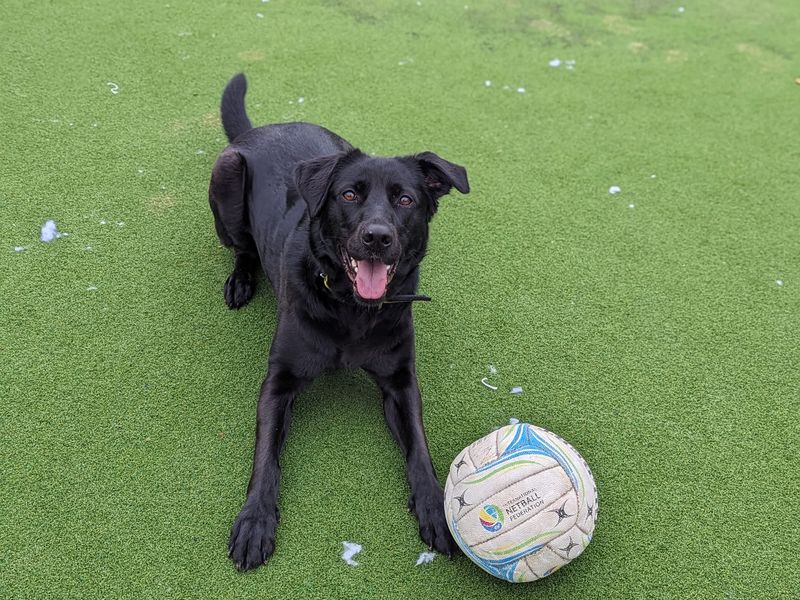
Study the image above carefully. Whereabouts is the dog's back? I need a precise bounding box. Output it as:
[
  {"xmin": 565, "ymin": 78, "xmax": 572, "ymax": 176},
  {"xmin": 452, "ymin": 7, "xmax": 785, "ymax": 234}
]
[{"xmin": 214, "ymin": 74, "xmax": 353, "ymax": 290}]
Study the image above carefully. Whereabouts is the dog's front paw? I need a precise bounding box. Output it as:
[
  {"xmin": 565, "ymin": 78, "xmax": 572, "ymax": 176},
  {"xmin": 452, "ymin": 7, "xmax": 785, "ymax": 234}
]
[
  {"xmin": 410, "ymin": 487, "xmax": 459, "ymax": 557},
  {"xmin": 224, "ymin": 270, "xmax": 254, "ymax": 309},
  {"xmin": 228, "ymin": 504, "xmax": 278, "ymax": 571}
]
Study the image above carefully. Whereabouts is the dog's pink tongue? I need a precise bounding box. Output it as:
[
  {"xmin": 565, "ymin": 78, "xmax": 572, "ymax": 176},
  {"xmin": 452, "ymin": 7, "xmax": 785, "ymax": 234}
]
[{"xmin": 355, "ymin": 260, "xmax": 388, "ymax": 300}]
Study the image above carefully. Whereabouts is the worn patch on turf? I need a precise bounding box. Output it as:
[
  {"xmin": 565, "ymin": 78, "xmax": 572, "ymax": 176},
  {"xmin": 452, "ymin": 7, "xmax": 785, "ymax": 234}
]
[
  {"xmin": 201, "ymin": 112, "xmax": 220, "ymax": 128},
  {"xmin": 144, "ymin": 193, "xmax": 177, "ymax": 214},
  {"xmin": 628, "ymin": 41, "xmax": 647, "ymax": 54},
  {"xmin": 666, "ymin": 49, "xmax": 689, "ymax": 64},
  {"xmin": 736, "ymin": 42, "xmax": 787, "ymax": 72},
  {"xmin": 528, "ymin": 19, "xmax": 571, "ymax": 39},
  {"xmin": 237, "ymin": 49, "xmax": 265, "ymax": 61},
  {"xmin": 603, "ymin": 15, "xmax": 635, "ymax": 35}
]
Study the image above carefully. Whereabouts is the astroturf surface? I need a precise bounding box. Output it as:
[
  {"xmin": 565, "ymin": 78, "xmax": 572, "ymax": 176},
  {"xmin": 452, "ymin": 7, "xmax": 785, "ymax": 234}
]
[{"xmin": 2, "ymin": 0, "xmax": 798, "ymax": 597}]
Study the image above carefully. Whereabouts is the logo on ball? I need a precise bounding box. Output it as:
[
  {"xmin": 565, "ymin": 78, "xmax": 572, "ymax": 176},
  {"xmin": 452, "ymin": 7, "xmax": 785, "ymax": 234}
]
[{"xmin": 479, "ymin": 504, "xmax": 504, "ymax": 532}]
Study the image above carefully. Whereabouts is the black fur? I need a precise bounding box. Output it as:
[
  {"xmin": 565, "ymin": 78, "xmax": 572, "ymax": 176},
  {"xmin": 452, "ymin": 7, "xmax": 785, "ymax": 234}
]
[
  {"xmin": 220, "ymin": 73, "xmax": 253, "ymax": 142},
  {"xmin": 208, "ymin": 73, "xmax": 469, "ymax": 571}
]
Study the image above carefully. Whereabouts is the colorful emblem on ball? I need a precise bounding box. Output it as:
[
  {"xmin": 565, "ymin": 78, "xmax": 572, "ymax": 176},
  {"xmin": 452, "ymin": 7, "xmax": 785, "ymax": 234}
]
[{"xmin": 479, "ymin": 504, "xmax": 505, "ymax": 532}]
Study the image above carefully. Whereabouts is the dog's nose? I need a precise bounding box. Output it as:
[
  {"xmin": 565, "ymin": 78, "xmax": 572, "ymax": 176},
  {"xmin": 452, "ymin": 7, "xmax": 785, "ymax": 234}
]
[{"xmin": 361, "ymin": 224, "xmax": 394, "ymax": 250}]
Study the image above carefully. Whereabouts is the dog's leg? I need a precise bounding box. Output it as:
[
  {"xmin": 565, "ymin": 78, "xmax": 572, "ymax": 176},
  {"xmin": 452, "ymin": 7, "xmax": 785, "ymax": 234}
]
[
  {"xmin": 366, "ymin": 361, "xmax": 459, "ymax": 556},
  {"xmin": 228, "ymin": 364, "xmax": 311, "ymax": 571},
  {"xmin": 209, "ymin": 148, "xmax": 259, "ymax": 309},
  {"xmin": 223, "ymin": 251, "xmax": 259, "ymax": 309}
]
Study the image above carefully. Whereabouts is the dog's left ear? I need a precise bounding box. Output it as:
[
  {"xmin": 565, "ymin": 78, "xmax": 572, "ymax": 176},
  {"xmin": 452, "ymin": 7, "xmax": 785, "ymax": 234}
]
[
  {"xmin": 415, "ymin": 152, "xmax": 470, "ymax": 199},
  {"xmin": 413, "ymin": 152, "xmax": 469, "ymax": 218},
  {"xmin": 294, "ymin": 151, "xmax": 351, "ymax": 218}
]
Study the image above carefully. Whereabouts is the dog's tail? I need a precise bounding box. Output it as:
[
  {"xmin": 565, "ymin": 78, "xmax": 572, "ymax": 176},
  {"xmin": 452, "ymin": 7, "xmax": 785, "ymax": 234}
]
[{"xmin": 220, "ymin": 73, "xmax": 253, "ymax": 142}]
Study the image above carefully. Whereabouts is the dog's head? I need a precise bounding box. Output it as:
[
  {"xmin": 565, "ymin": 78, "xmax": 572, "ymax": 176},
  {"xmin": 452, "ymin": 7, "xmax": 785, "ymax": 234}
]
[{"xmin": 295, "ymin": 149, "xmax": 469, "ymax": 305}]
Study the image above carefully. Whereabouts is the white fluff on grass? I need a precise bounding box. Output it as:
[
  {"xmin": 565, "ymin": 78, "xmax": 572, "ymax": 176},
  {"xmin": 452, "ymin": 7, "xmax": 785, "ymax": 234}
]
[
  {"xmin": 480, "ymin": 378, "xmax": 498, "ymax": 391},
  {"xmin": 416, "ymin": 551, "xmax": 436, "ymax": 566},
  {"xmin": 40, "ymin": 220, "xmax": 64, "ymax": 242},
  {"xmin": 341, "ymin": 541, "xmax": 362, "ymax": 566},
  {"xmin": 509, "ymin": 417, "xmax": 520, "ymax": 425},
  {"xmin": 609, "ymin": 185, "xmax": 621, "ymax": 194},
  {"xmin": 549, "ymin": 58, "xmax": 562, "ymax": 67}
]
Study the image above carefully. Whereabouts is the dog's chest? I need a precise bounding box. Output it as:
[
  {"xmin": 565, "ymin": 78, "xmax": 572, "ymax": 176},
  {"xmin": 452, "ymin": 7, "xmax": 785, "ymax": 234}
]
[
  {"xmin": 333, "ymin": 347, "xmax": 369, "ymax": 370},
  {"xmin": 309, "ymin": 307, "xmax": 407, "ymax": 369},
  {"xmin": 332, "ymin": 336, "xmax": 395, "ymax": 368}
]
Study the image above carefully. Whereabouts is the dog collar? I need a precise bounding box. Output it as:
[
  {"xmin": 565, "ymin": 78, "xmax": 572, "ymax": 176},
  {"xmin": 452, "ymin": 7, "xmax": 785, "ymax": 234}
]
[{"xmin": 319, "ymin": 272, "xmax": 431, "ymax": 305}]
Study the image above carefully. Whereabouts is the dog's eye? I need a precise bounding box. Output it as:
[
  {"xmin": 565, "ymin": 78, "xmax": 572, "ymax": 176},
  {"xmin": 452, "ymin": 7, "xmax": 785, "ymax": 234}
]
[
  {"xmin": 342, "ymin": 190, "xmax": 357, "ymax": 202},
  {"xmin": 398, "ymin": 195, "xmax": 415, "ymax": 207}
]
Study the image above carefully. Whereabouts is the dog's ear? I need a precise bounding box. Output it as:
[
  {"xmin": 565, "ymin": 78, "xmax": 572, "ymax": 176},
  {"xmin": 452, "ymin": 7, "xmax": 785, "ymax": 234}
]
[
  {"xmin": 413, "ymin": 152, "xmax": 469, "ymax": 218},
  {"xmin": 294, "ymin": 151, "xmax": 351, "ymax": 218},
  {"xmin": 415, "ymin": 152, "xmax": 470, "ymax": 198}
]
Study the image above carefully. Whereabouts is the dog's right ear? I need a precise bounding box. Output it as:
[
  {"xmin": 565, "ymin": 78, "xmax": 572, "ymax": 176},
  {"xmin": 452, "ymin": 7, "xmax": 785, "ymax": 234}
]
[{"xmin": 294, "ymin": 151, "xmax": 351, "ymax": 218}]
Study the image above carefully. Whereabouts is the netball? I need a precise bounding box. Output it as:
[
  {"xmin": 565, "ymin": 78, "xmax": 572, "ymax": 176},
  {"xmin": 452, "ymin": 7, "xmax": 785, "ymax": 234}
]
[{"xmin": 444, "ymin": 422, "xmax": 598, "ymax": 582}]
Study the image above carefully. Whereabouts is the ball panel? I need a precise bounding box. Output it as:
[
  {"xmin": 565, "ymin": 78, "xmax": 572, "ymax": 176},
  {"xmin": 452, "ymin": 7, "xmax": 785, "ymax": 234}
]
[
  {"xmin": 464, "ymin": 453, "xmax": 561, "ymax": 488},
  {"xmin": 471, "ymin": 490, "xmax": 577, "ymax": 560},
  {"xmin": 444, "ymin": 477, "xmax": 454, "ymax": 510},
  {"xmin": 495, "ymin": 423, "xmax": 520, "ymax": 455},
  {"xmin": 448, "ymin": 456, "xmax": 562, "ymax": 523},
  {"xmin": 454, "ymin": 466, "xmax": 573, "ymax": 547},
  {"xmin": 447, "ymin": 447, "xmax": 478, "ymax": 488},
  {"xmin": 522, "ymin": 544, "xmax": 570, "ymax": 580},
  {"xmin": 547, "ymin": 526, "xmax": 589, "ymax": 561},
  {"xmin": 509, "ymin": 555, "xmax": 537, "ymax": 583},
  {"xmin": 445, "ymin": 512, "xmax": 519, "ymax": 582},
  {"xmin": 464, "ymin": 429, "xmax": 500, "ymax": 471},
  {"xmin": 574, "ymin": 503, "xmax": 597, "ymax": 539},
  {"xmin": 492, "ymin": 424, "xmax": 586, "ymax": 487},
  {"xmin": 533, "ymin": 426, "xmax": 598, "ymax": 533}
]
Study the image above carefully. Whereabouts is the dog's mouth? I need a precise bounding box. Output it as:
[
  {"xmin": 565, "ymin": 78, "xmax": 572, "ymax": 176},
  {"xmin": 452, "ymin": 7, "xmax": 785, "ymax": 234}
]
[{"xmin": 338, "ymin": 246, "xmax": 398, "ymax": 301}]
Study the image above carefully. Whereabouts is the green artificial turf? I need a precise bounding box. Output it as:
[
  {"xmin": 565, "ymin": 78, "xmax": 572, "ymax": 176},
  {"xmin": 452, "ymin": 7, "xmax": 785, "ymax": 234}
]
[{"xmin": 2, "ymin": 0, "xmax": 798, "ymax": 597}]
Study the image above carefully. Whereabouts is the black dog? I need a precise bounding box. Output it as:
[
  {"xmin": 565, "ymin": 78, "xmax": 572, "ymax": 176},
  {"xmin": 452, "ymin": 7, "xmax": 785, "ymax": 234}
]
[{"xmin": 209, "ymin": 73, "xmax": 469, "ymax": 570}]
